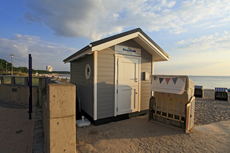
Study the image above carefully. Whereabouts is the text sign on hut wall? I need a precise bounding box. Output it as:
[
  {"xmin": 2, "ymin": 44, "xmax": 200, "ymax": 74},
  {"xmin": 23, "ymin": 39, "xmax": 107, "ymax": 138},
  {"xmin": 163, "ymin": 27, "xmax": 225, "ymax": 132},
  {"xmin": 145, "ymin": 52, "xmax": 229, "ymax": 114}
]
[{"xmin": 115, "ymin": 45, "xmax": 141, "ymax": 56}]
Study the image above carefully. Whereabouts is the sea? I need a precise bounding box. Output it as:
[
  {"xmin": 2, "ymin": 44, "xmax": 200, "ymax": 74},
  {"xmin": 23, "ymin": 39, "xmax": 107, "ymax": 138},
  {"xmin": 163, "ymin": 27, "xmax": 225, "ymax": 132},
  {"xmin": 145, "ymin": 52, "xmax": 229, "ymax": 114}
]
[
  {"xmin": 188, "ymin": 76, "xmax": 230, "ymax": 89},
  {"xmin": 58, "ymin": 74, "xmax": 230, "ymax": 89}
]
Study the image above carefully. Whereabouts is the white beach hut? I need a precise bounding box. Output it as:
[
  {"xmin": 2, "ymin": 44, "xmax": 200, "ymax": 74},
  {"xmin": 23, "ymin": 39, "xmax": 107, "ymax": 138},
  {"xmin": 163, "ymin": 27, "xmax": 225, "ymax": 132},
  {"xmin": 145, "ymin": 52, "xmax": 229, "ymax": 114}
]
[{"xmin": 63, "ymin": 28, "xmax": 169, "ymax": 125}]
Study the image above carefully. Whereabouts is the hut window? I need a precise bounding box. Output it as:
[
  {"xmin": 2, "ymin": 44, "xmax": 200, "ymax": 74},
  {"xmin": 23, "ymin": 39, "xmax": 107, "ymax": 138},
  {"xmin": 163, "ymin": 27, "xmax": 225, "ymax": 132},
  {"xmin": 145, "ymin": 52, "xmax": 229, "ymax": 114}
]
[{"xmin": 85, "ymin": 64, "xmax": 91, "ymax": 79}]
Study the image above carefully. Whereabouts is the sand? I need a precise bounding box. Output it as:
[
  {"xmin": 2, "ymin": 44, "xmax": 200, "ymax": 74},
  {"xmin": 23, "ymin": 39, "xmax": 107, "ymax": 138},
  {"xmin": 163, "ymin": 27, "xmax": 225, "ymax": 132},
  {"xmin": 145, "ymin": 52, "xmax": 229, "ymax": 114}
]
[
  {"xmin": 195, "ymin": 90, "xmax": 230, "ymax": 125},
  {"xmin": 76, "ymin": 90, "xmax": 230, "ymax": 153}
]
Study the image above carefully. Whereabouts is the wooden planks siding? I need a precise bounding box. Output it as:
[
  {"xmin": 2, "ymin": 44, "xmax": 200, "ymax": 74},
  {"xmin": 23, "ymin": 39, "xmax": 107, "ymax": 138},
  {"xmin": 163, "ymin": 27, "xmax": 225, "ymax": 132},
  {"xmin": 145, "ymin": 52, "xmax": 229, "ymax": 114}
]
[
  {"xmin": 97, "ymin": 48, "xmax": 115, "ymax": 119},
  {"xmin": 140, "ymin": 48, "xmax": 152, "ymax": 110},
  {"xmin": 97, "ymin": 39, "xmax": 152, "ymax": 119},
  {"xmin": 71, "ymin": 55, "xmax": 94, "ymax": 118}
]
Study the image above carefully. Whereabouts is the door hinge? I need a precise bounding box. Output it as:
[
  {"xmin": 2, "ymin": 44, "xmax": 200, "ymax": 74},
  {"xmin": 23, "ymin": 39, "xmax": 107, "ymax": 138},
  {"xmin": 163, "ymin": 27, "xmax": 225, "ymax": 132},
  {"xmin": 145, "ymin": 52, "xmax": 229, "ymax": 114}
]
[
  {"xmin": 116, "ymin": 107, "xmax": 118, "ymax": 112},
  {"xmin": 117, "ymin": 89, "xmax": 118, "ymax": 93}
]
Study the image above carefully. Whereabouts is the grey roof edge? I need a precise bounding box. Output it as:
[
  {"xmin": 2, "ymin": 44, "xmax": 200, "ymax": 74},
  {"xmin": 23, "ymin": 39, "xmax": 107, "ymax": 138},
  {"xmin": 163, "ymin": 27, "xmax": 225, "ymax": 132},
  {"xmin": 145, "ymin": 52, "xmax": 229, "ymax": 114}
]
[
  {"xmin": 63, "ymin": 45, "xmax": 90, "ymax": 62},
  {"xmin": 138, "ymin": 29, "xmax": 170, "ymax": 59},
  {"xmin": 90, "ymin": 28, "xmax": 141, "ymax": 47},
  {"xmin": 63, "ymin": 28, "xmax": 169, "ymax": 62}
]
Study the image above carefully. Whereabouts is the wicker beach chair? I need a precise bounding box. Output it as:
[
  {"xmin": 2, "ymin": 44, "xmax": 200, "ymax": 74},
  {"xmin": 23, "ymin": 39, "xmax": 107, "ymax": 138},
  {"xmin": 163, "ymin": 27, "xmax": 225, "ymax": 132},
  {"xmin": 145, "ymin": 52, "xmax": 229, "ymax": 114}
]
[
  {"xmin": 149, "ymin": 75, "xmax": 195, "ymax": 133},
  {"xmin": 215, "ymin": 88, "xmax": 228, "ymax": 101},
  {"xmin": 194, "ymin": 85, "xmax": 204, "ymax": 98}
]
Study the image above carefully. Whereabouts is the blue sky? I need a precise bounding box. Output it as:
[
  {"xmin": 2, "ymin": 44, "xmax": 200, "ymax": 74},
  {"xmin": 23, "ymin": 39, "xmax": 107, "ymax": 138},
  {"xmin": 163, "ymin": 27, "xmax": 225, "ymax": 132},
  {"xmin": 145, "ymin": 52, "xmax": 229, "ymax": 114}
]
[{"xmin": 0, "ymin": 0, "xmax": 230, "ymax": 76}]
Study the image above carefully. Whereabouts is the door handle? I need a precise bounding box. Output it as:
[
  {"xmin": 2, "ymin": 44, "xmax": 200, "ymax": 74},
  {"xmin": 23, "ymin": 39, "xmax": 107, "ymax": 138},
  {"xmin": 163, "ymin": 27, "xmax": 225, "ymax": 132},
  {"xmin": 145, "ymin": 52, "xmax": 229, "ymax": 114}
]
[{"xmin": 134, "ymin": 78, "xmax": 138, "ymax": 82}]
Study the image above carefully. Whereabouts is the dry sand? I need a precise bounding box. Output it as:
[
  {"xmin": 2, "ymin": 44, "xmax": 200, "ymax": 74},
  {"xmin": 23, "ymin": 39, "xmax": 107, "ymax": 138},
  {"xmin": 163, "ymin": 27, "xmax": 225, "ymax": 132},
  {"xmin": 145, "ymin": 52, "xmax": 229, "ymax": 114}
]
[
  {"xmin": 76, "ymin": 90, "xmax": 230, "ymax": 153},
  {"xmin": 195, "ymin": 90, "xmax": 230, "ymax": 125}
]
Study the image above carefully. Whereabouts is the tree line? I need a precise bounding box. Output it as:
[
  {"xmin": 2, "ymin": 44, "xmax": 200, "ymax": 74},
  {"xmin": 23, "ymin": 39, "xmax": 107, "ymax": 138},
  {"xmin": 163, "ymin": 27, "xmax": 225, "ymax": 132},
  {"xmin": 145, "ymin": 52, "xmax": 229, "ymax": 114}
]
[{"xmin": 0, "ymin": 59, "xmax": 69, "ymax": 74}]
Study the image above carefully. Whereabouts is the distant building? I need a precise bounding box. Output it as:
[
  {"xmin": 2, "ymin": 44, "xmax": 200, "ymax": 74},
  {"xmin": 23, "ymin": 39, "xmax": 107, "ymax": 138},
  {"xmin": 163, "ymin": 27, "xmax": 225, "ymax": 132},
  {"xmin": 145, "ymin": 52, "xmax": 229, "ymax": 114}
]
[{"xmin": 46, "ymin": 65, "xmax": 53, "ymax": 72}]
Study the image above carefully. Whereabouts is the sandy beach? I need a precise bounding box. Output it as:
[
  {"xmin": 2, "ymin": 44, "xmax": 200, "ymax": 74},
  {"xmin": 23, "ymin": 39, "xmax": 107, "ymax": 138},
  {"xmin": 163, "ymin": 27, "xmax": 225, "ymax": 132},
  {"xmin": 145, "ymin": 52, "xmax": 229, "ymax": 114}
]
[
  {"xmin": 195, "ymin": 89, "xmax": 230, "ymax": 125},
  {"xmin": 76, "ymin": 89, "xmax": 230, "ymax": 153}
]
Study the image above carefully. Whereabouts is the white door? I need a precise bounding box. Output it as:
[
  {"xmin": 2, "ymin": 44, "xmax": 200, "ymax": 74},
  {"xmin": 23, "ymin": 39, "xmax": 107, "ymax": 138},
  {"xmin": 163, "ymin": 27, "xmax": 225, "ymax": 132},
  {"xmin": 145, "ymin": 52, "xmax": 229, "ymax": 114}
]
[{"xmin": 117, "ymin": 57, "xmax": 139, "ymax": 115}]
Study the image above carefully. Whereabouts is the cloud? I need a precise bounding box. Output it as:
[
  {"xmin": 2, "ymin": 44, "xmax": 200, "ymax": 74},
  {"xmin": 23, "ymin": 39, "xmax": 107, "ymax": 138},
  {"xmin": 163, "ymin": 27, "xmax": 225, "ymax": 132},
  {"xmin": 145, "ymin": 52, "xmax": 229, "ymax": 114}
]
[
  {"xmin": 23, "ymin": 0, "xmax": 230, "ymax": 40},
  {"xmin": 155, "ymin": 50, "xmax": 230, "ymax": 76},
  {"xmin": 161, "ymin": 0, "xmax": 176, "ymax": 8},
  {"xmin": 175, "ymin": 31, "xmax": 230, "ymax": 52},
  {"xmin": 220, "ymin": 16, "xmax": 230, "ymax": 22},
  {"xmin": 155, "ymin": 31, "xmax": 230, "ymax": 76},
  {"xmin": 0, "ymin": 34, "xmax": 76, "ymax": 70}
]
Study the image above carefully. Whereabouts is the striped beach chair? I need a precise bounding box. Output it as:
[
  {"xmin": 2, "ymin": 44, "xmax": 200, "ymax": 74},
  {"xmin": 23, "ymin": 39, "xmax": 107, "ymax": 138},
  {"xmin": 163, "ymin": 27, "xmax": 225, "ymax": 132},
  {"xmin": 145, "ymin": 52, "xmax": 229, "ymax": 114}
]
[
  {"xmin": 215, "ymin": 88, "xmax": 228, "ymax": 101},
  {"xmin": 194, "ymin": 85, "xmax": 203, "ymax": 98}
]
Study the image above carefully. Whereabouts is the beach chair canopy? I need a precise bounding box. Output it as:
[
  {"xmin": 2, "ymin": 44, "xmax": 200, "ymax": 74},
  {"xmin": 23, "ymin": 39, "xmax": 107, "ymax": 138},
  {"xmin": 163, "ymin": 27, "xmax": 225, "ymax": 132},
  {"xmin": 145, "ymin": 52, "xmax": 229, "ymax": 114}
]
[{"xmin": 151, "ymin": 75, "xmax": 194, "ymax": 99}]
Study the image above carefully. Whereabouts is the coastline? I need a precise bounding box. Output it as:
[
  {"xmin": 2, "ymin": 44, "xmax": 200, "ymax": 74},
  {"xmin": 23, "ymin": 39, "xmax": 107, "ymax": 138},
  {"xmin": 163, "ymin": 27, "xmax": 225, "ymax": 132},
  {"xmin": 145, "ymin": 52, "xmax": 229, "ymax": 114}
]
[{"xmin": 189, "ymin": 75, "xmax": 230, "ymax": 89}]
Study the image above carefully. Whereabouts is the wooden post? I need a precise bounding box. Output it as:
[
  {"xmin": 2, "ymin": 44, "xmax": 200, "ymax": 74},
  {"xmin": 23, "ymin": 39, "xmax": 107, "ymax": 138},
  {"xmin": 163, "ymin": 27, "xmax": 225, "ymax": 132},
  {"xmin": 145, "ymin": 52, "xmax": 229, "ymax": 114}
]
[{"xmin": 29, "ymin": 54, "xmax": 32, "ymax": 119}]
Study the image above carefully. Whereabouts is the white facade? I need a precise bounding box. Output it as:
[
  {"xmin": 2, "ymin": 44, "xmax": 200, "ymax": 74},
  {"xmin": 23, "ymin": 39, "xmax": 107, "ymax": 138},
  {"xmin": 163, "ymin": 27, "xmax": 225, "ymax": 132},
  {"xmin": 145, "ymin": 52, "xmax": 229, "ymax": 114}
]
[{"xmin": 46, "ymin": 65, "xmax": 53, "ymax": 72}]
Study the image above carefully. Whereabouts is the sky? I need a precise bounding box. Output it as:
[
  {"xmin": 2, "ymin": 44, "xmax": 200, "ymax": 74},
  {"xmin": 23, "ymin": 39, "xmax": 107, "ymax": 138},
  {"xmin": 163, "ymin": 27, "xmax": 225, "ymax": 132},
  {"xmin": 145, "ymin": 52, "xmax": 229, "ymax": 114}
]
[{"xmin": 0, "ymin": 0, "xmax": 230, "ymax": 76}]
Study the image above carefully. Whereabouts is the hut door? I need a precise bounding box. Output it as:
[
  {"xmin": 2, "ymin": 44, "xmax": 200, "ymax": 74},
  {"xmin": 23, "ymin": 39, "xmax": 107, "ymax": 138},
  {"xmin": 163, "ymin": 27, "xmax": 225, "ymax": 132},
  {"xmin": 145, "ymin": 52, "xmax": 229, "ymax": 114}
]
[{"xmin": 117, "ymin": 57, "xmax": 139, "ymax": 115}]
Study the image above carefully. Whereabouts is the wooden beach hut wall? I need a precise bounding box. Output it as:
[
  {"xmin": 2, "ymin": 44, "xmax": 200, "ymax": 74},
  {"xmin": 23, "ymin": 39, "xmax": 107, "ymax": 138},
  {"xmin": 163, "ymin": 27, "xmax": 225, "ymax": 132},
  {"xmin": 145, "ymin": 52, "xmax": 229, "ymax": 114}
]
[{"xmin": 63, "ymin": 28, "xmax": 170, "ymax": 125}]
